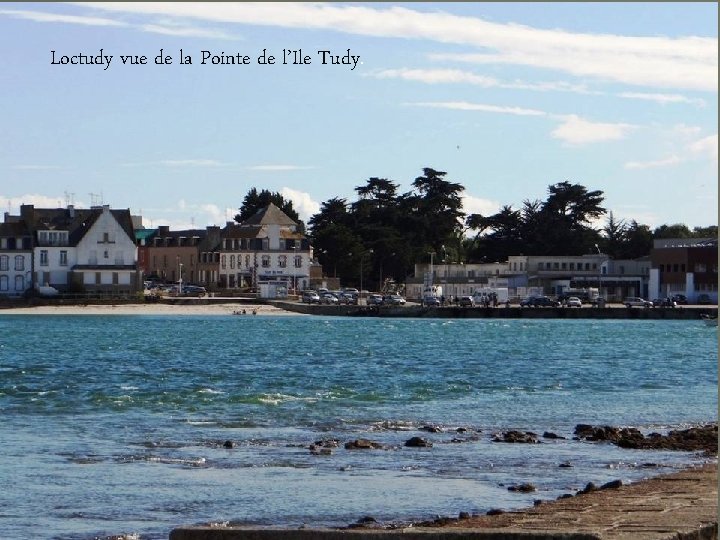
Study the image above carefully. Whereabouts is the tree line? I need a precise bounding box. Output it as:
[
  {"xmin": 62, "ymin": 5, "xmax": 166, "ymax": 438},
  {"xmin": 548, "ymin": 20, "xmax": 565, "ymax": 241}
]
[{"xmin": 236, "ymin": 169, "xmax": 717, "ymax": 291}]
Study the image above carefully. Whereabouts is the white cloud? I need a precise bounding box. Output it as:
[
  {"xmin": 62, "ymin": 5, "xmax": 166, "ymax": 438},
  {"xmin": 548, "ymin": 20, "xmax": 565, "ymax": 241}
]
[
  {"xmin": 551, "ymin": 115, "xmax": 637, "ymax": 145},
  {"xmin": 160, "ymin": 159, "xmax": 226, "ymax": 167},
  {"xmin": 0, "ymin": 193, "xmax": 85, "ymax": 212},
  {"xmin": 247, "ymin": 165, "xmax": 315, "ymax": 171},
  {"xmin": 72, "ymin": 3, "xmax": 717, "ymax": 91},
  {"xmin": 617, "ymin": 92, "xmax": 706, "ymax": 107},
  {"xmin": 140, "ymin": 23, "xmax": 238, "ymax": 40},
  {"xmin": 11, "ymin": 164, "xmax": 63, "ymax": 171},
  {"xmin": 462, "ymin": 194, "xmax": 500, "ymax": 217},
  {"xmin": 406, "ymin": 101, "xmax": 547, "ymax": 117},
  {"xmin": 371, "ymin": 68, "xmax": 500, "ymax": 87},
  {"xmin": 0, "ymin": 8, "xmax": 126, "ymax": 27},
  {"xmin": 280, "ymin": 187, "xmax": 320, "ymax": 222},
  {"xmin": 689, "ymin": 134, "xmax": 718, "ymax": 162},
  {"xmin": 624, "ymin": 155, "xmax": 683, "ymax": 170}
]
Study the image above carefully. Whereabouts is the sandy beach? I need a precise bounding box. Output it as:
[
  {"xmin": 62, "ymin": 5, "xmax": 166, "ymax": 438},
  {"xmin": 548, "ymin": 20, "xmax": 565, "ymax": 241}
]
[{"xmin": 0, "ymin": 302, "xmax": 303, "ymax": 316}]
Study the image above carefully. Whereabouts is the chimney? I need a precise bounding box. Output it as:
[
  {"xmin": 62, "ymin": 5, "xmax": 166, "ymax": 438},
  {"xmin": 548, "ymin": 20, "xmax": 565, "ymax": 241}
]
[
  {"xmin": 67, "ymin": 205, "xmax": 75, "ymax": 218},
  {"xmin": 20, "ymin": 204, "xmax": 35, "ymax": 224},
  {"xmin": 158, "ymin": 225, "xmax": 170, "ymax": 236}
]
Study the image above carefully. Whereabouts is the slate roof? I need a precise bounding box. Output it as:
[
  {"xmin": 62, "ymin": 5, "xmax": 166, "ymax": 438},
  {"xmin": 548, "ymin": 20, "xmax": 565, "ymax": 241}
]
[
  {"xmin": 25, "ymin": 206, "xmax": 135, "ymax": 246},
  {"xmin": 241, "ymin": 203, "xmax": 297, "ymax": 227}
]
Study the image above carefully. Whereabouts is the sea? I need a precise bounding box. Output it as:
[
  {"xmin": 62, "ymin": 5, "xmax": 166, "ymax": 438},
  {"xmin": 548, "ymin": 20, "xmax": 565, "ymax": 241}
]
[{"xmin": 0, "ymin": 315, "xmax": 716, "ymax": 540}]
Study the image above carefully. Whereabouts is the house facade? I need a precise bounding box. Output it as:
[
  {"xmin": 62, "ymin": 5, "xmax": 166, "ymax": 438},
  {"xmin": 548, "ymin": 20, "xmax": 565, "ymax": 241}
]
[
  {"xmin": 0, "ymin": 221, "xmax": 33, "ymax": 296},
  {"xmin": 648, "ymin": 238, "xmax": 718, "ymax": 303},
  {"xmin": 2, "ymin": 204, "xmax": 141, "ymax": 295}
]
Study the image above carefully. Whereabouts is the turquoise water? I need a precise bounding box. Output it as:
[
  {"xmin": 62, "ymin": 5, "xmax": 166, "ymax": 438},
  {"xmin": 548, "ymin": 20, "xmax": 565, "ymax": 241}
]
[{"xmin": 0, "ymin": 316, "xmax": 716, "ymax": 539}]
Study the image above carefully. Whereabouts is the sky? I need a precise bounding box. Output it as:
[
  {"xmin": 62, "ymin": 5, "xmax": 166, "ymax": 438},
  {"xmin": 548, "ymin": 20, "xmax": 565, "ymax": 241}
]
[{"xmin": 0, "ymin": 2, "xmax": 717, "ymax": 232}]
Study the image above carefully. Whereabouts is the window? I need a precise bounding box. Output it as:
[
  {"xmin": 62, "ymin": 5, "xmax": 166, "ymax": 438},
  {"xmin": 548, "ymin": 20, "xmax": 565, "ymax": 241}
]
[
  {"xmin": 261, "ymin": 255, "xmax": 270, "ymax": 268},
  {"xmin": 0, "ymin": 255, "xmax": 7, "ymax": 271},
  {"xmin": 537, "ymin": 262, "xmax": 543, "ymax": 270},
  {"xmin": 569, "ymin": 262, "xmax": 575, "ymax": 270},
  {"xmin": 592, "ymin": 263, "xmax": 597, "ymax": 270},
  {"xmin": 0, "ymin": 275, "xmax": 7, "ymax": 291},
  {"xmin": 673, "ymin": 264, "xmax": 679, "ymax": 272},
  {"xmin": 294, "ymin": 255, "xmax": 302, "ymax": 268},
  {"xmin": 245, "ymin": 255, "xmax": 250, "ymax": 268},
  {"xmin": 561, "ymin": 262, "xmax": 567, "ymax": 270},
  {"xmin": 585, "ymin": 263, "xmax": 590, "ymax": 270},
  {"xmin": 553, "ymin": 262, "xmax": 559, "ymax": 270},
  {"xmin": 278, "ymin": 255, "xmax": 287, "ymax": 268},
  {"xmin": 15, "ymin": 275, "xmax": 24, "ymax": 291},
  {"xmin": 59, "ymin": 251, "xmax": 68, "ymax": 266},
  {"xmin": 695, "ymin": 263, "xmax": 707, "ymax": 273},
  {"xmin": 221, "ymin": 255, "xmax": 226, "ymax": 269},
  {"xmin": 40, "ymin": 250, "xmax": 48, "ymax": 266},
  {"xmin": 659, "ymin": 264, "xmax": 664, "ymax": 272},
  {"xmin": 103, "ymin": 250, "xmax": 109, "ymax": 259},
  {"xmin": 15, "ymin": 255, "xmax": 24, "ymax": 271},
  {"xmin": 230, "ymin": 255, "xmax": 235, "ymax": 269}
]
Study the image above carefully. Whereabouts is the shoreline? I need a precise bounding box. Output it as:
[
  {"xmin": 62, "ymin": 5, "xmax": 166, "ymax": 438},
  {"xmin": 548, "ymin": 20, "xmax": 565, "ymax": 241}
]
[
  {"xmin": 170, "ymin": 462, "xmax": 718, "ymax": 539},
  {"xmin": 0, "ymin": 302, "xmax": 304, "ymax": 316}
]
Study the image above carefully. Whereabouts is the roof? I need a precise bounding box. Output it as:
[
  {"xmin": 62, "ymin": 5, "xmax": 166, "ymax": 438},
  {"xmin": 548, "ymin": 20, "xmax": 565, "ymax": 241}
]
[
  {"xmin": 23, "ymin": 206, "xmax": 136, "ymax": 246},
  {"xmin": 241, "ymin": 203, "xmax": 297, "ymax": 227},
  {"xmin": 0, "ymin": 221, "xmax": 31, "ymax": 236}
]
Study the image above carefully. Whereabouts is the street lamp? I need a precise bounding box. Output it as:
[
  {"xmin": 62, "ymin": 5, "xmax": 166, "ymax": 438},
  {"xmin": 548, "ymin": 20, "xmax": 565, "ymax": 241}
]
[
  {"xmin": 178, "ymin": 260, "xmax": 183, "ymax": 293},
  {"xmin": 360, "ymin": 249, "xmax": 373, "ymax": 304}
]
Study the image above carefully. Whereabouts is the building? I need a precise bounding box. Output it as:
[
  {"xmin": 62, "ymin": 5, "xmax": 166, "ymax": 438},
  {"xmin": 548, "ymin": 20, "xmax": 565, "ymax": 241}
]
[
  {"xmin": 405, "ymin": 252, "xmax": 650, "ymax": 301},
  {"xmin": 0, "ymin": 220, "xmax": 33, "ymax": 296},
  {"xmin": 2, "ymin": 204, "xmax": 141, "ymax": 295},
  {"xmin": 649, "ymin": 238, "xmax": 718, "ymax": 303}
]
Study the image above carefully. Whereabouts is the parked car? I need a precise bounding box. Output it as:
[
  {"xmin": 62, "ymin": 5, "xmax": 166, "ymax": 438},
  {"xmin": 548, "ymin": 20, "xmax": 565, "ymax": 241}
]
[
  {"xmin": 624, "ymin": 297, "xmax": 653, "ymax": 308},
  {"xmin": 653, "ymin": 297, "xmax": 675, "ymax": 308},
  {"xmin": 342, "ymin": 287, "xmax": 359, "ymax": 296},
  {"xmin": 519, "ymin": 296, "xmax": 535, "ymax": 307},
  {"xmin": 697, "ymin": 294, "xmax": 713, "ymax": 305},
  {"xmin": 367, "ymin": 294, "xmax": 384, "ymax": 305},
  {"xmin": 320, "ymin": 293, "xmax": 339, "ymax": 304},
  {"xmin": 339, "ymin": 292, "xmax": 358, "ymax": 305},
  {"xmin": 182, "ymin": 285, "xmax": 207, "ymax": 297},
  {"xmin": 422, "ymin": 296, "xmax": 441, "ymax": 307},
  {"xmin": 458, "ymin": 295, "xmax": 475, "ymax": 307},
  {"xmin": 302, "ymin": 290, "xmax": 321, "ymax": 304},
  {"xmin": 671, "ymin": 294, "xmax": 688, "ymax": 305},
  {"xmin": 383, "ymin": 294, "xmax": 406, "ymax": 306},
  {"xmin": 565, "ymin": 296, "xmax": 582, "ymax": 308},
  {"xmin": 530, "ymin": 296, "xmax": 561, "ymax": 307}
]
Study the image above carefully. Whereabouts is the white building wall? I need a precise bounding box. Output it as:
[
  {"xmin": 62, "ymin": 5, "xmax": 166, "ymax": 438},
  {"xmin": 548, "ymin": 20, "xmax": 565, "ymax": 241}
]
[{"xmin": 76, "ymin": 207, "xmax": 137, "ymax": 267}]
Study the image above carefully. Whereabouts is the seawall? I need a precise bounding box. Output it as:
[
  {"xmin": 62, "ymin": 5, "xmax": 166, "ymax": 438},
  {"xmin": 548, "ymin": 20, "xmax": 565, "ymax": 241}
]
[{"xmin": 272, "ymin": 302, "xmax": 717, "ymax": 320}]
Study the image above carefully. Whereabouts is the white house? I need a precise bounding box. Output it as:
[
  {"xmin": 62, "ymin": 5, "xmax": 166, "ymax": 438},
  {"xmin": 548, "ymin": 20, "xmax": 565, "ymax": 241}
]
[{"xmin": 0, "ymin": 219, "xmax": 33, "ymax": 296}]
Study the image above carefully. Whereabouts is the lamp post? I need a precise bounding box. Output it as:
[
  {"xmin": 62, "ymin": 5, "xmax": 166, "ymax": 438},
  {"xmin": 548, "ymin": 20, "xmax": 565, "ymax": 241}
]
[
  {"xmin": 178, "ymin": 260, "xmax": 183, "ymax": 293},
  {"xmin": 594, "ymin": 243, "xmax": 604, "ymax": 305},
  {"xmin": 291, "ymin": 245, "xmax": 298, "ymax": 297},
  {"xmin": 360, "ymin": 249, "xmax": 373, "ymax": 304}
]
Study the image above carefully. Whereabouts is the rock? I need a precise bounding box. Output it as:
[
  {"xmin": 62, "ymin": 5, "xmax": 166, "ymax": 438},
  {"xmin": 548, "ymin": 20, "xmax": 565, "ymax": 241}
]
[
  {"xmin": 486, "ymin": 508, "xmax": 505, "ymax": 516},
  {"xmin": 600, "ymin": 479, "xmax": 623, "ymax": 490},
  {"xmin": 543, "ymin": 431, "xmax": 566, "ymax": 440},
  {"xmin": 420, "ymin": 425, "xmax": 443, "ymax": 433},
  {"xmin": 578, "ymin": 482, "xmax": 597, "ymax": 495},
  {"xmin": 222, "ymin": 440, "xmax": 234, "ymax": 449},
  {"xmin": 356, "ymin": 516, "xmax": 377, "ymax": 524},
  {"xmin": 345, "ymin": 438, "xmax": 383, "ymax": 450},
  {"xmin": 559, "ymin": 461, "xmax": 573, "ymax": 468},
  {"xmin": 493, "ymin": 430, "xmax": 539, "ymax": 444},
  {"xmin": 508, "ymin": 483, "xmax": 536, "ymax": 493},
  {"xmin": 405, "ymin": 436, "xmax": 433, "ymax": 448},
  {"xmin": 557, "ymin": 493, "xmax": 574, "ymax": 500},
  {"xmin": 533, "ymin": 499, "xmax": 543, "ymax": 507},
  {"xmin": 458, "ymin": 511, "xmax": 470, "ymax": 519}
]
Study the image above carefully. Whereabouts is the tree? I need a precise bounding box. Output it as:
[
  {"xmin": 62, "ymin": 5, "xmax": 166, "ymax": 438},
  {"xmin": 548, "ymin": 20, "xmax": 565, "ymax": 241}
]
[{"xmin": 600, "ymin": 212, "xmax": 627, "ymax": 258}]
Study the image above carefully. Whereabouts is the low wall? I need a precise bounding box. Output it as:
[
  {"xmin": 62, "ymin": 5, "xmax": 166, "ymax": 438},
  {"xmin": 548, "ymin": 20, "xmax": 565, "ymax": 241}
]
[{"xmin": 272, "ymin": 302, "xmax": 716, "ymax": 320}]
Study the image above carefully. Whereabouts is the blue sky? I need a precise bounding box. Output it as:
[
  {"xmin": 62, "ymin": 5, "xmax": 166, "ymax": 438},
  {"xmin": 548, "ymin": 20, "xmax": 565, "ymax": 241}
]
[{"xmin": 0, "ymin": 2, "xmax": 717, "ymax": 232}]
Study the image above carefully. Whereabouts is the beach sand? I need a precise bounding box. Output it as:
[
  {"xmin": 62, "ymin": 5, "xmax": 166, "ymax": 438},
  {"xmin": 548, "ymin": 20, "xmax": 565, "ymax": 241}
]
[{"xmin": 0, "ymin": 302, "xmax": 303, "ymax": 316}]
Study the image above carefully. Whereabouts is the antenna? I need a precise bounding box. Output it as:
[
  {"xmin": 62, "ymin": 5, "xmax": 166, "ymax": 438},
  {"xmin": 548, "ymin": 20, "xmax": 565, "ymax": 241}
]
[
  {"xmin": 64, "ymin": 191, "xmax": 75, "ymax": 206},
  {"xmin": 89, "ymin": 192, "xmax": 100, "ymax": 206},
  {"xmin": 191, "ymin": 216, "xmax": 195, "ymax": 228}
]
